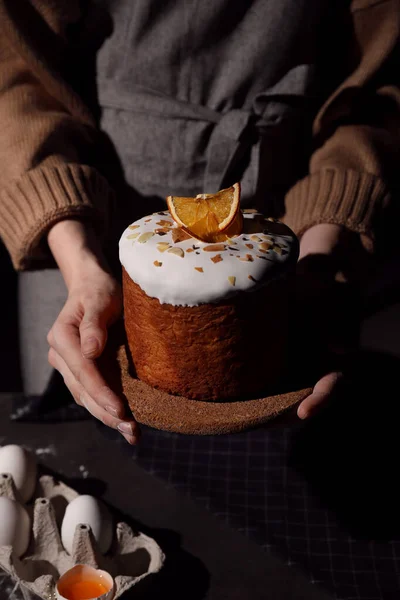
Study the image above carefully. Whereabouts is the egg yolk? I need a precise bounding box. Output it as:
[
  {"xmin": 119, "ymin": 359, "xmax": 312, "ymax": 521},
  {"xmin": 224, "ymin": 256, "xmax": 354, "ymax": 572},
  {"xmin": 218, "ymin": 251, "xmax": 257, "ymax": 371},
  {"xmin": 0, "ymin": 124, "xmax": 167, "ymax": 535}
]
[{"xmin": 60, "ymin": 579, "xmax": 108, "ymax": 599}]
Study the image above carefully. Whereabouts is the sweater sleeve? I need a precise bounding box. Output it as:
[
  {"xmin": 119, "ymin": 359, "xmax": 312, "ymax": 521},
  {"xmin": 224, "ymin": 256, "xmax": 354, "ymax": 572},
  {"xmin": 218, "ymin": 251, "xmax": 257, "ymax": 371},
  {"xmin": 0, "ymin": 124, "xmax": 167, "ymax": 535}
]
[
  {"xmin": 0, "ymin": 0, "xmax": 114, "ymax": 270},
  {"xmin": 284, "ymin": 0, "xmax": 400, "ymax": 251}
]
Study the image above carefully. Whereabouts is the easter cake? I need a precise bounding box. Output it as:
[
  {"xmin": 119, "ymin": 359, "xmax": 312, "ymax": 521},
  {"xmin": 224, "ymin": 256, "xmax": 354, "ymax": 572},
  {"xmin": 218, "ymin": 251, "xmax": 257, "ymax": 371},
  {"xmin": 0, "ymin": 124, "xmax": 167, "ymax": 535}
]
[{"xmin": 119, "ymin": 184, "xmax": 299, "ymax": 402}]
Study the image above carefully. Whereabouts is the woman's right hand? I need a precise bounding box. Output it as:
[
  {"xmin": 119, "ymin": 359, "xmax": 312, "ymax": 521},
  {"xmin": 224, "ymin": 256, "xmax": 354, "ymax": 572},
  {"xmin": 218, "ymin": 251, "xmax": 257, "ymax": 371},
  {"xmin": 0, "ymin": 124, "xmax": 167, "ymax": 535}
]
[{"xmin": 47, "ymin": 220, "xmax": 140, "ymax": 445}]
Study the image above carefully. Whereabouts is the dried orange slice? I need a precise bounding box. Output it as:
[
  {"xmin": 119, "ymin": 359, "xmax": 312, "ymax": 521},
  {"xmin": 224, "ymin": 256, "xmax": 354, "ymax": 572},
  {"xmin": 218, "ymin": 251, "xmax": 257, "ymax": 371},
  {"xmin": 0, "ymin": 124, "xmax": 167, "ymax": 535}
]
[
  {"xmin": 167, "ymin": 183, "xmax": 241, "ymax": 242},
  {"xmin": 206, "ymin": 210, "xmax": 243, "ymax": 242}
]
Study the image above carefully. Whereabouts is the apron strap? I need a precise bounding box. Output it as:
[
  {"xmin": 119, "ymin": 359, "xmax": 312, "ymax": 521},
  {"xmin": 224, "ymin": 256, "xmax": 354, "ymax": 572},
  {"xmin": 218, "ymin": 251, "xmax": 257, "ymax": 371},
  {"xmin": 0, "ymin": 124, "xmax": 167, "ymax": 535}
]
[{"xmin": 203, "ymin": 109, "xmax": 255, "ymax": 193}]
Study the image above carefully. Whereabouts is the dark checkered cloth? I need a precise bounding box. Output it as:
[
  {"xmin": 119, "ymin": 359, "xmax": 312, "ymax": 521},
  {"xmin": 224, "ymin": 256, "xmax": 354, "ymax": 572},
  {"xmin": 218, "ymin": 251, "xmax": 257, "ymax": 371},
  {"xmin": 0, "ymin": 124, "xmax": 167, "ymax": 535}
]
[
  {"xmin": 123, "ymin": 398, "xmax": 400, "ymax": 600},
  {"xmin": 119, "ymin": 353, "xmax": 400, "ymax": 600}
]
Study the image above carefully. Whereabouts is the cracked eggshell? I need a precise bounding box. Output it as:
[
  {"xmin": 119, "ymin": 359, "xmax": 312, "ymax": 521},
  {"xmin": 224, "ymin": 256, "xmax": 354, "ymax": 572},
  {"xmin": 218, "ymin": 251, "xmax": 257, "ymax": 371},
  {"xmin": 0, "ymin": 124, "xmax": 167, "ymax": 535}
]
[
  {"xmin": 56, "ymin": 565, "xmax": 115, "ymax": 600},
  {"xmin": 0, "ymin": 444, "xmax": 37, "ymax": 503},
  {"xmin": 0, "ymin": 496, "xmax": 31, "ymax": 557},
  {"xmin": 61, "ymin": 495, "xmax": 113, "ymax": 555}
]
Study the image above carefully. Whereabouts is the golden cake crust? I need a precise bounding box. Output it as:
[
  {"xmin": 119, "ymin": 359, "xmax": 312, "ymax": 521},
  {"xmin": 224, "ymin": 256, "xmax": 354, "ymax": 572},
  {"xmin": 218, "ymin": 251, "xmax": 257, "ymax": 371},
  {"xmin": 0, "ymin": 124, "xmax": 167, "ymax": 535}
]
[{"xmin": 123, "ymin": 267, "xmax": 291, "ymax": 401}]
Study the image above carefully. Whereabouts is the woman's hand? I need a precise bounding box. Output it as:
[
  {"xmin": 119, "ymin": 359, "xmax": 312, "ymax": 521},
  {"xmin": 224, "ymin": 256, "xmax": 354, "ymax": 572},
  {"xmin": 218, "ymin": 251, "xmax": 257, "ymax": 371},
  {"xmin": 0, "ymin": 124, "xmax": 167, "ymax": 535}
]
[
  {"xmin": 295, "ymin": 223, "xmax": 367, "ymax": 420},
  {"xmin": 47, "ymin": 220, "xmax": 139, "ymax": 444}
]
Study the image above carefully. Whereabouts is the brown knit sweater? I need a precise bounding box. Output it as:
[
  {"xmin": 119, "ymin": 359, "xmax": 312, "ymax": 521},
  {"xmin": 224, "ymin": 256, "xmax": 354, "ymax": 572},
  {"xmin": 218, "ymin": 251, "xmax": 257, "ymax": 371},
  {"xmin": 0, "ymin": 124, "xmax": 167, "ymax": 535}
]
[{"xmin": 0, "ymin": 0, "xmax": 399, "ymax": 270}]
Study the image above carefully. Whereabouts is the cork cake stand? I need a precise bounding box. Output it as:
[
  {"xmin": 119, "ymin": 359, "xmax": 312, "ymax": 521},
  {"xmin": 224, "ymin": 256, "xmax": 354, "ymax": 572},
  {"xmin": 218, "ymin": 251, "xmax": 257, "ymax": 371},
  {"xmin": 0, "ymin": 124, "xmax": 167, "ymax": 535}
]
[{"xmin": 117, "ymin": 344, "xmax": 312, "ymax": 435}]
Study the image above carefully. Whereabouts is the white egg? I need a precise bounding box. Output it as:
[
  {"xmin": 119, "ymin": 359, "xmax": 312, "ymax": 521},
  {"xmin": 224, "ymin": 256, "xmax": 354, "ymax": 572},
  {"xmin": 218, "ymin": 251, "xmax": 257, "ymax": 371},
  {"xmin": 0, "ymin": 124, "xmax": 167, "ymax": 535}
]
[
  {"xmin": 0, "ymin": 496, "xmax": 31, "ymax": 557},
  {"xmin": 61, "ymin": 495, "xmax": 113, "ymax": 555},
  {"xmin": 0, "ymin": 445, "xmax": 37, "ymax": 503}
]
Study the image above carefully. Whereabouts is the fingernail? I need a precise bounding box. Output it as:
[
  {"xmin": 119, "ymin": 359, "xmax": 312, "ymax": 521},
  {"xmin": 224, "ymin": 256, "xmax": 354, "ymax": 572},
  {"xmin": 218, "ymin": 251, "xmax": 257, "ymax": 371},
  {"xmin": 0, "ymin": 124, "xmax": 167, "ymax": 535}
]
[
  {"xmin": 117, "ymin": 422, "xmax": 135, "ymax": 435},
  {"xmin": 106, "ymin": 405, "xmax": 122, "ymax": 418},
  {"xmin": 297, "ymin": 407, "xmax": 308, "ymax": 420},
  {"xmin": 82, "ymin": 337, "xmax": 99, "ymax": 357}
]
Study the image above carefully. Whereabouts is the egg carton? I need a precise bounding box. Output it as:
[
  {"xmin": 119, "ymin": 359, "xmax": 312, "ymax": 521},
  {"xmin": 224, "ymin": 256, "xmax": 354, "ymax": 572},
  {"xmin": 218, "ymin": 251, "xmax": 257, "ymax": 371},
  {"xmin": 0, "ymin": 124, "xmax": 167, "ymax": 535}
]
[{"xmin": 0, "ymin": 473, "xmax": 165, "ymax": 599}]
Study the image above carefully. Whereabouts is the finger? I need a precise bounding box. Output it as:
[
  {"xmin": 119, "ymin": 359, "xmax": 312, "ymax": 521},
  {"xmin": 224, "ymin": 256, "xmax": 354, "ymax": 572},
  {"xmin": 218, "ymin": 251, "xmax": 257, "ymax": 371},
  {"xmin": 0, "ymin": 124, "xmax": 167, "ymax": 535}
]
[
  {"xmin": 50, "ymin": 314, "xmax": 129, "ymax": 423},
  {"xmin": 80, "ymin": 309, "xmax": 108, "ymax": 359},
  {"xmin": 48, "ymin": 346, "xmax": 82, "ymax": 408},
  {"xmin": 297, "ymin": 372, "xmax": 343, "ymax": 420},
  {"xmin": 48, "ymin": 348, "xmax": 139, "ymax": 444},
  {"xmin": 47, "ymin": 327, "xmax": 55, "ymax": 347}
]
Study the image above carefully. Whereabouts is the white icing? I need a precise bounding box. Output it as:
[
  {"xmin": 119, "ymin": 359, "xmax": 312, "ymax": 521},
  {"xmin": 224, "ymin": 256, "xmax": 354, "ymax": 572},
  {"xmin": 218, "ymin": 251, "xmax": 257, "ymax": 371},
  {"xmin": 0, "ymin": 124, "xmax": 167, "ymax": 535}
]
[{"xmin": 119, "ymin": 211, "xmax": 298, "ymax": 307}]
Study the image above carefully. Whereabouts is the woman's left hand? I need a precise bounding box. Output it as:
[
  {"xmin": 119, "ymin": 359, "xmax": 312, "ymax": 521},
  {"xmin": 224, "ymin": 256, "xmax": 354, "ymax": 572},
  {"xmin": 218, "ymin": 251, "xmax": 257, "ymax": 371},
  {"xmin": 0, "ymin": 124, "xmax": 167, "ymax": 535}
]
[{"xmin": 294, "ymin": 223, "xmax": 367, "ymax": 420}]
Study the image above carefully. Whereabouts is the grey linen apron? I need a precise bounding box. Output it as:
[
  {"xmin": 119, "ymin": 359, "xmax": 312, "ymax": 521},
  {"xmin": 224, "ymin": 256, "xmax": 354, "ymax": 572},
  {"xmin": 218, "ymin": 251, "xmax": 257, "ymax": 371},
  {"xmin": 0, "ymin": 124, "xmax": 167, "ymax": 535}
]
[
  {"xmin": 19, "ymin": 0, "xmax": 335, "ymax": 396},
  {"xmin": 97, "ymin": 0, "xmax": 332, "ymax": 211}
]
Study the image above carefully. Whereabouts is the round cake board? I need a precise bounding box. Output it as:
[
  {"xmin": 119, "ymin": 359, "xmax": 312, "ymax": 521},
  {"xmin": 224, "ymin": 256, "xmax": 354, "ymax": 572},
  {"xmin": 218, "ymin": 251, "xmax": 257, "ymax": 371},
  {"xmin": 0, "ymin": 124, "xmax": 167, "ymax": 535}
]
[{"xmin": 117, "ymin": 345, "xmax": 312, "ymax": 435}]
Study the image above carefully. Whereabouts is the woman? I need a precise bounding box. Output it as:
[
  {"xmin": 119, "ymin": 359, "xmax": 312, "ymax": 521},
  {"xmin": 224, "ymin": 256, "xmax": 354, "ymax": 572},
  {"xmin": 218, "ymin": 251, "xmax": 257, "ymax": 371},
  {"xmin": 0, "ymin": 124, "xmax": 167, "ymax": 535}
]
[{"xmin": 0, "ymin": 0, "xmax": 399, "ymax": 443}]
